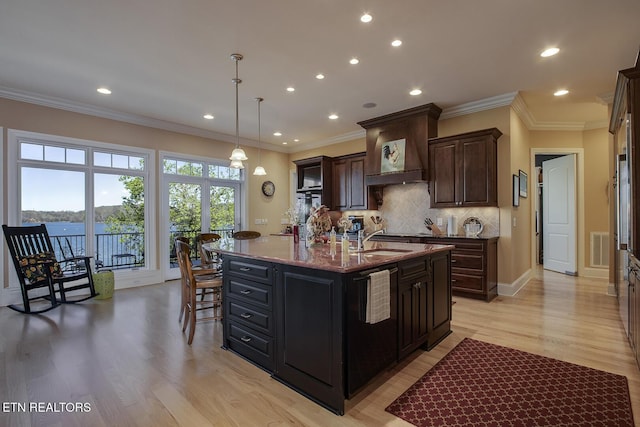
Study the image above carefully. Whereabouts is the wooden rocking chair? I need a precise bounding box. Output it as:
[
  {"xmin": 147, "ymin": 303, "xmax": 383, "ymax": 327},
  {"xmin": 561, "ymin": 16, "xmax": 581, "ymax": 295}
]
[{"xmin": 2, "ymin": 224, "xmax": 99, "ymax": 314}]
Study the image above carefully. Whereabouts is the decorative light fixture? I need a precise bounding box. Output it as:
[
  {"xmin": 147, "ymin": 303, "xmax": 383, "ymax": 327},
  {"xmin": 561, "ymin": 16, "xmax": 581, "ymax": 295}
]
[
  {"xmin": 229, "ymin": 53, "xmax": 248, "ymax": 169},
  {"xmin": 253, "ymin": 97, "xmax": 267, "ymax": 176}
]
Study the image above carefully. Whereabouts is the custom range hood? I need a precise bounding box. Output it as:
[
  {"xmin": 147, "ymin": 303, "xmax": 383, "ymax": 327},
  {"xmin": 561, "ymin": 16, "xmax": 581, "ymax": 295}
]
[{"xmin": 358, "ymin": 103, "xmax": 441, "ymax": 186}]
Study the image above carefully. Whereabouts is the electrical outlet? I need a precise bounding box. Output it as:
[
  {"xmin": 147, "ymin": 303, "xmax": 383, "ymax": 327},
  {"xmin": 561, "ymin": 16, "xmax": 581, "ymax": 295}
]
[
  {"xmin": 262, "ymin": 218, "xmax": 268, "ymax": 224},
  {"xmin": 513, "ymin": 217, "xmax": 517, "ymax": 227},
  {"xmin": 436, "ymin": 217, "xmax": 443, "ymax": 226},
  {"xmin": 255, "ymin": 218, "xmax": 261, "ymax": 225}
]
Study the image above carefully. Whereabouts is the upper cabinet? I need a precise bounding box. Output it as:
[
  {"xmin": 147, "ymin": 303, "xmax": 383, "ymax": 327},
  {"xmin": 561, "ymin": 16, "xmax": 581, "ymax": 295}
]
[
  {"xmin": 332, "ymin": 152, "xmax": 376, "ymax": 211},
  {"xmin": 294, "ymin": 156, "xmax": 333, "ymax": 205},
  {"xmin": 358, "ymin": 103, "xmax": 442, "ymax": 187},
  {"xmin": 428, "ymin": 128, "xmax": 502, "ymax": 208}
]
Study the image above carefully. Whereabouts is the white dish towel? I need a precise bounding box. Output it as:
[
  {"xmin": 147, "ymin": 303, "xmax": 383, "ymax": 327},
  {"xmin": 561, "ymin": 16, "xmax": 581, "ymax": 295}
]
[{"xmin": 366, "ymin": 270, "xmax": 390, "ymax": 324}]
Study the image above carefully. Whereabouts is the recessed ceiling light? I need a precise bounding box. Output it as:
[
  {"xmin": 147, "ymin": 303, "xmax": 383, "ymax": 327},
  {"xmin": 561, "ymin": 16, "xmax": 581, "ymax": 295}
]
[
  {"xmin": 286, "ymin": 87, "xmax": 295, "ymax": 92},
  {"xmin": 273, "ymin": 131, "xmax": 282, "ymax": 136},
  {"xmin": 391, "ymin": 39, "xmax": 402, "ymax": 47},
  {"xmin": 329, "ymin": 114, "xmax": 339, "ymax": 120},
  {"xmin": 362, "ymin": 102, "xmax": 377, "ymax": 108},
  {"xmin": 316, "ymin": 73, "xmax": 325, "ymax": 80},
  {"xmin": 203, "ymin": 114, "xmax": 214, "ymax": 120},
  {"xmin": 360, "ymin": 13, "xmax": 372, "ymax": 23},
  {"xmin": 540, "ymin": 47, "xmax": 560, "ymax": 57},
  {"xmin": 554, "ymin": 89, "xmax": 569, "ymax": 96},
  {"xmin": 97, "ymin": 87, "xmax": 111, "ymax": 95},
  {"xmin": 294, "ymin": 139, "xmax": 300, "ymax": 142},
  {"xmin": 349, "ymin": 57, "xmax": 360, "ymax": 65},
  {"xmin": 282, "ymin": 142, "xmax": 288, "ymax": 145},
  {"xmin": 410, "ymin": 89, "xmax": 422, "ymax": 96}
]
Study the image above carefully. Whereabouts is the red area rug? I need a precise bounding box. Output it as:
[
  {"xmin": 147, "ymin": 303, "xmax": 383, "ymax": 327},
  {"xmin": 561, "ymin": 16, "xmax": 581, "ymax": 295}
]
[{"xmin": 386, "ymin": 338, "xmax": 635, "ymax": 427}]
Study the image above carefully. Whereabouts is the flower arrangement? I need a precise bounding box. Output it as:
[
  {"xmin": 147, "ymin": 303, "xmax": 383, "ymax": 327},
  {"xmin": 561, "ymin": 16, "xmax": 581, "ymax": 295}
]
[
  {"xmin": 284, "ymin": 206, "xmax": 301, "ymax": 225},
  {"xmin": 305, "ymin": 205, "xmax": 332, "ymax": 244}
]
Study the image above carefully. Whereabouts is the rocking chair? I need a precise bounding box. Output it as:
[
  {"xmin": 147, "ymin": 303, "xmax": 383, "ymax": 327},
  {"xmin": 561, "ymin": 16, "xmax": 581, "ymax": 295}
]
[{"xmin": 2, "ymin": 224, "xmax": 99, "ymax": 314}]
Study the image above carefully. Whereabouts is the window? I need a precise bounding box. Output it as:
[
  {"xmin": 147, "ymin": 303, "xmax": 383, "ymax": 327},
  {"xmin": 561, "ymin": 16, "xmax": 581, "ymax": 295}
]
[{"xmin": 9, "ymin": 131, "xmax": 154, "ymax": 273}]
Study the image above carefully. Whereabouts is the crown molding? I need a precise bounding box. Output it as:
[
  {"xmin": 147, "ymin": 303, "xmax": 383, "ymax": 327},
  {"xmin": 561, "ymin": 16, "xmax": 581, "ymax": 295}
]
[
  {"xmin": 289, "ymin": 129, "xmax": 365, "ymax": 153},
  {"xmin": 440, "ymin": 92, "xmax": 518, "ymax": 120}
]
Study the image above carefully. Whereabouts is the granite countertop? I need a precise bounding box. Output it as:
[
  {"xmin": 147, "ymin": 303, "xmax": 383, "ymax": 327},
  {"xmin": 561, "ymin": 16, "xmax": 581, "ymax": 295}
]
[{"xmin": 206, "ymin": 236, "xmax": 454, "ymax": 273}]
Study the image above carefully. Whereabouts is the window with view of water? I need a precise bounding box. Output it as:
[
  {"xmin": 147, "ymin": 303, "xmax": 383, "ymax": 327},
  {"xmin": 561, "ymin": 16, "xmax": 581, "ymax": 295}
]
[{"xmin": 15, "ymin": 137, "xmax": 151, "ymax": 271}]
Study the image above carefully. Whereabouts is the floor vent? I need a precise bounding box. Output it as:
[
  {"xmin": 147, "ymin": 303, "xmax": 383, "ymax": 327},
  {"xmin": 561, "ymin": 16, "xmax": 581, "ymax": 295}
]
[{"xmin": 590, "ymin": 232, "xmax": 609, "ymax": 268}]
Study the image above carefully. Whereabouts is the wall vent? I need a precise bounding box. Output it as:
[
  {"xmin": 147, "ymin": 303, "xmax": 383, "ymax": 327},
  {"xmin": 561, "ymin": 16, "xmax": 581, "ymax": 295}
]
[{"xmin": 590, "ymin": 232, "xmax": 610, "ymax": 268}]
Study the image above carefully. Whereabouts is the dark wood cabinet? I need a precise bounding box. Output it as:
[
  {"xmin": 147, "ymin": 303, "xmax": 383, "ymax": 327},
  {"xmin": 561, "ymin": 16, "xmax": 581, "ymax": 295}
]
[
  {"xmin": 427, "ymin": 250, "xmax": 452, "ymax": 348},
  {"xmin": 397, "ymin": 257, "xmax": 430, "ymax": 360},
  {"xmin": 428, "ymin": 128, "xmax": 501, "ymax": 207},
  {"xmin": 332, "ymin": 152, "xmax": 375, "ymax": 211},
  {"xmin": 371, "ymin": 235, "xmax": 498, "ymax": 301},
  {"xmin": 424, "ymin": 237, "xmax": 498, "ymax": 302},
  {"xmin": 223, "ymin": 257, "xmax": 275, "ymax": 371},
  {"xmin": 293, "ymin": 156, "xmax": 333, "ymax": 206},
  {"xmin": 274, "ymin": 265, "xmax": 345, "ymax": 414},
  {"xmin": 610, "ymin": 51, "xmax": 640, "ymax": 369}
]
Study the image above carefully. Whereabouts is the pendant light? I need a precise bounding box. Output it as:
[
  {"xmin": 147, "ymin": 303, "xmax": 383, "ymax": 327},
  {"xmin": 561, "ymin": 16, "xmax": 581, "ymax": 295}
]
[
  {"xmin": 229, "ymin": 53, "xmax": 247, "ymax": 168},
  {"xmin": 253, "ymin": 97, "xmax": 267, "ymax": 176}
]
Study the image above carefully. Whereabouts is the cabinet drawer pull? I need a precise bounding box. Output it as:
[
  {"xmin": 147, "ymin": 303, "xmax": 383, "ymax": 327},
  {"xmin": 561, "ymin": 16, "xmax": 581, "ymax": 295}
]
[
  {"xmin": 239, "ymin": 267, "xmax": 252, "ymax": 272},
  {"xmin": 451, "ymin": 259, "xmax": 457, "ymax": 263},
  {"xmin": 240, "ymin": 336, "xmax": 252, "ymax": 343},
  {"xmin": 240, "ymin": 313, "xmax": 252, "ymax": 319},
  {"xmin": 240, "ymin": 289, "xmax": 252, "ymax": 295},
  {"xmin": 451, "ymin": 279, "xmax": 457, "ymax": 283}
]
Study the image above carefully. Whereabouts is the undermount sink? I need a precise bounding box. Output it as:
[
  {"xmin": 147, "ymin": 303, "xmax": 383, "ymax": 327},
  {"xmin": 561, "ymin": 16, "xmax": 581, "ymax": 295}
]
[{"xmin": 360, "ymin": 249, "xmax": 413, "ymax": 256}]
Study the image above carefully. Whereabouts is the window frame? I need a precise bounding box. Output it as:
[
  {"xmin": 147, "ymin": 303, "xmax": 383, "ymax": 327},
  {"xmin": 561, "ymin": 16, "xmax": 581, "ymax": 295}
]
[{"xmin": 7, "ymin": 129, "xmax": 157, "ymax": 288}]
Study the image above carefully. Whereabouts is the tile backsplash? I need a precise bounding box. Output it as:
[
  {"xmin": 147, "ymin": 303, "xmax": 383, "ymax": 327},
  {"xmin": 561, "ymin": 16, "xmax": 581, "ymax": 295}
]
[{"xmin": 350, "ymin": 182, "xmax": 500, "ymax": 237}]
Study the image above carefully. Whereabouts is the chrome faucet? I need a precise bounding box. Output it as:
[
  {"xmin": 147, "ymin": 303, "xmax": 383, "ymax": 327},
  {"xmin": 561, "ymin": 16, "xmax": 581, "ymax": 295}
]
[{"xmin": 358, "ymin": 229, "xmax": 385, "ymax": 250}]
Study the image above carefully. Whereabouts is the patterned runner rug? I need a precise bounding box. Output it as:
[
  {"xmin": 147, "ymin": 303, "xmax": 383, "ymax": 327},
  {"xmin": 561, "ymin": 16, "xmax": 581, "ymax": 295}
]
[{"xmin": 386, "ymin": 338, "xmax": 634, "ymax": 426}]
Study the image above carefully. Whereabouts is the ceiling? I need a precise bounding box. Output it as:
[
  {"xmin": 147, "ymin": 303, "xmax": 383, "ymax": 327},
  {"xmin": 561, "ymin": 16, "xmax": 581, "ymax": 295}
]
[{"xmin": 1, "ymin": 0, "xmax": 639, "ymax": 153}]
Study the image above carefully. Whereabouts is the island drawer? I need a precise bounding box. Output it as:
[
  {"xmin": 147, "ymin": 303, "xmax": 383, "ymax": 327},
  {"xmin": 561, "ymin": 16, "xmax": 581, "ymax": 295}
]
[
  {"xmin": 227, "ymin": 321, "xmax": 274, "ymax": 371},
  {"xmin": 226, "ymin": 258, "xmax": 272, "ymax": 284},
  {"xmin": 227, "ymin": 298, "xmax": 273, "ymax": 336},
  {"xmin": 398, "ymin": 257, "xmax": 427, "ymax": 279},
  {"xmin": 226, "ymin": 277, "xmax": 273, "ymax": 310}
]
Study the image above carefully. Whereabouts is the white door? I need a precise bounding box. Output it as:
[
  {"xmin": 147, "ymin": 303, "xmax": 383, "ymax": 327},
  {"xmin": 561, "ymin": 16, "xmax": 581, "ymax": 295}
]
[{"xmin": 543, "ymin": 154, "xmax": 577, "ymax": 275}]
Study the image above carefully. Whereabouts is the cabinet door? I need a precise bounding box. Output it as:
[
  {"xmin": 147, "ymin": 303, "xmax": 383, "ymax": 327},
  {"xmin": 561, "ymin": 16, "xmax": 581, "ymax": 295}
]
[
  {"xmin": 349, "ymin": 156, "xmax": 367, "ymax": 209},
  {"xmin": 461, "ymin": 137, "xmax": 495, "ymax": 205},
  {"xmin": 429, "ymin": 141, "xmax": 458, "ymax": 207},
  {"xmin": 398, "ymin": 272, "xmax": 429, "ymax": 360},
  {"xmin": 332, "ymin": 158, "xmax": 348, "ymax": 210},
  {"xmin": 426, "ymin": 251, "xmax": 452, "ymax": 349}
]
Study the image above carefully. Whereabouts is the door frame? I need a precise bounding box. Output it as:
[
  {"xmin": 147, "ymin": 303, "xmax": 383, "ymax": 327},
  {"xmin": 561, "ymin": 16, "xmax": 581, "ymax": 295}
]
[{"xmin": 529, "ymin": 148, "xmax": 597, "ymax": 278}]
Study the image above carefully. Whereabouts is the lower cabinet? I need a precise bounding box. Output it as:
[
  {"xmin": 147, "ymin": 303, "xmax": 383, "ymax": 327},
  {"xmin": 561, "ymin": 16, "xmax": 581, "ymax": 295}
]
[
  {"xmin": 630, "ymin": 258, "xmax": 640, "ymax": 369},
  {"xmin": 274, "ymin": 265, "xmax": 345, "ymax": 414},
  {"xmin": 398, "ymin": 253, "xmax": 452, "ymax": 360},
  {"xmin": 222, "ymin": 251, "xmax": 452, "ymax": 415},
  {"xmin": 223, "ymin": 257, "xmax": 275, "ymax": 371}
]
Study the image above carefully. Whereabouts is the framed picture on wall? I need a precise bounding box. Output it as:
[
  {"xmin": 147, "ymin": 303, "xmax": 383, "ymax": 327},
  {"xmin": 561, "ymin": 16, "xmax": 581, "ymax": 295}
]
[
  {"xmin": 513, "ymin": 174, "xmax": 520, "ymax": 207},
  {"xmin": 519, "ymin": 169, "xmax": 528, "ymax": 198}
]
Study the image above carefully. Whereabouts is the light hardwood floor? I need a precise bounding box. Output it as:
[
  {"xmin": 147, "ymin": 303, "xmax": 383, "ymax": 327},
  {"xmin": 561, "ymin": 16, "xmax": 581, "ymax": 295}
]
[{"xmin": 1, "ymin": 268, "xmax": 638, "ymax": 426}]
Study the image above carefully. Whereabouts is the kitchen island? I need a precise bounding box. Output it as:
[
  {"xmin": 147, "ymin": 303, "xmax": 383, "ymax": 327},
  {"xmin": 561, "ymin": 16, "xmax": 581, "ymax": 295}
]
[{"xmin": 211, "ymin": 235, "xmax": 453, "ymax": 415}]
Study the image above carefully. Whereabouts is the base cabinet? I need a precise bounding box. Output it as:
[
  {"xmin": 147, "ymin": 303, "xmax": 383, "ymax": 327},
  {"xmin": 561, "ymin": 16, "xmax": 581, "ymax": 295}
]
[{"xmin": 222, "ymin": 251, "xmax": 452, "ymax": 415}]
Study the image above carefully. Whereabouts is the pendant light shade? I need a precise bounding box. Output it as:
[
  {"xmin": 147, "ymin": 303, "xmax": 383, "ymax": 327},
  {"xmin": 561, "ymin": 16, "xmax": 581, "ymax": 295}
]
[
  {"xmin": 229, "ymin": 53, "xmax": 247, "ymax": 168},
  {"xmin": 253, "ymin": 97, "xmax": 267, "ymax": 176}
]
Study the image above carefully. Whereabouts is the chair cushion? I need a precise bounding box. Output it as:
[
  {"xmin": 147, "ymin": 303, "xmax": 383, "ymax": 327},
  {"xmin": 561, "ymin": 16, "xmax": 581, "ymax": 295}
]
[{"xmin": 18, "ymin": 252, "xmax": 63, "ymax": 283}]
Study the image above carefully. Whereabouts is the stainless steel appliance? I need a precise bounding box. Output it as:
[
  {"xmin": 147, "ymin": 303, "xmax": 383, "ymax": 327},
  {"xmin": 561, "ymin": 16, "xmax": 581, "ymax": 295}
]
[{"xmin": 296, "ymin": 191, "xmax": 322, "ymax": 223}]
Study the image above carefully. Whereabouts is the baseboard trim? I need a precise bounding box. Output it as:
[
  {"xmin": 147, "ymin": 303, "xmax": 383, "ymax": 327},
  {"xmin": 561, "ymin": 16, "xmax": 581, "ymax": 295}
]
[
  {"xmin": 582, "ymin": 267, "xmax": 609, "ymax": 279},
  {"xmin": 497, "ymin": 268, "xmax": 532, "ymax": 297}
]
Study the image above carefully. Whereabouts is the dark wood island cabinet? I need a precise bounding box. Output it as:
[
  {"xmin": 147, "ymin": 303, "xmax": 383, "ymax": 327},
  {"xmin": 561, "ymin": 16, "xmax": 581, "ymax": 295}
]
[{"xmin": 212, "ymin": 236, "xmax": 453, "ymax": 415}]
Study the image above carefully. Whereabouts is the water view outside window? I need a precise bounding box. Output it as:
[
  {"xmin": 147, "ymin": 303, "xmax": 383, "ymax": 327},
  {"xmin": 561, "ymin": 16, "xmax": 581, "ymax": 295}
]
[{"xmin": 19, "ymin": 141, "xmax": 149, "ymax": 270}]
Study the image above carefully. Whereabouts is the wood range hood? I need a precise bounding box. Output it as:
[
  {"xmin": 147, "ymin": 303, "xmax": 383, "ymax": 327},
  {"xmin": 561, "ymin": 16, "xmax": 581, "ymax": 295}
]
[{"xmin": 358, "ymin": 103, "xmax": 442, "ymax": 187}]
